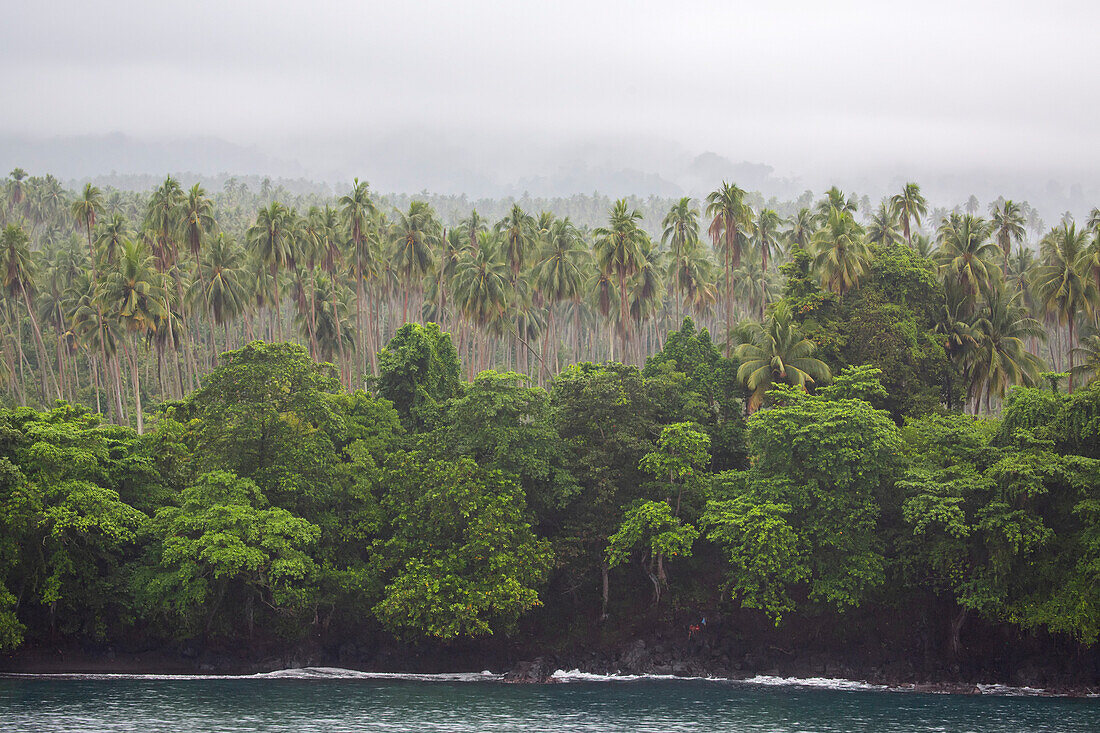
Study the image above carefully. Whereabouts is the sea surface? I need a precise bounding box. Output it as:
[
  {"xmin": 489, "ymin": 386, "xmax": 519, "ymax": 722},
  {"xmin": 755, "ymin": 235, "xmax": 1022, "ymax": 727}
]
[{"xmin": 1, "ymin": 668, "xmax": 1097, "ymax": 732}]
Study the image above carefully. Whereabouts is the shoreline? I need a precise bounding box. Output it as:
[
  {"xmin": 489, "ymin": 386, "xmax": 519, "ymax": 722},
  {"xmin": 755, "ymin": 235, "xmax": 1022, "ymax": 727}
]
[{"xmin": 3, "ymin": 654, "xmax": 1097, "ymax": 699}]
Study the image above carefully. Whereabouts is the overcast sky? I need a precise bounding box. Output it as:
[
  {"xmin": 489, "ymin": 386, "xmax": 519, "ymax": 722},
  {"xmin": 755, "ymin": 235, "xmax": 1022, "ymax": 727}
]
[{"xmin": 3, "ymin": 1, "xmax": 1099, "ymax": 195}]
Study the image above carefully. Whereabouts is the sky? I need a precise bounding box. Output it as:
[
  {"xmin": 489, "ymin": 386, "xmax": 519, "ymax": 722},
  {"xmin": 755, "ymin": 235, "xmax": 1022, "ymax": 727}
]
[{"xmin": 2, "ymin": 0, "xmax": 1099, "ymax": 205}]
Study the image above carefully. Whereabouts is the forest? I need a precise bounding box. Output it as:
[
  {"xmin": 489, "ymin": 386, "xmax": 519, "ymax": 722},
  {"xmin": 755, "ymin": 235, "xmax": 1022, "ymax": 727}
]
[{"xmin": 0, "ymin": 170, "xmax": 1099, "ymax": 674}]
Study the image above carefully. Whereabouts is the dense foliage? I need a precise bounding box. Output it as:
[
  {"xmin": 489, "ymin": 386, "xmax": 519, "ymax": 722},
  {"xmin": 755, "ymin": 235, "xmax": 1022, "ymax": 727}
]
[
  {"xmin": 1, "ymin": 171, "xmax": 1099, "ymax": 661},
  {"xmin": 0, "ymin": 320, "xmax": 1097, "ymax": 657}
]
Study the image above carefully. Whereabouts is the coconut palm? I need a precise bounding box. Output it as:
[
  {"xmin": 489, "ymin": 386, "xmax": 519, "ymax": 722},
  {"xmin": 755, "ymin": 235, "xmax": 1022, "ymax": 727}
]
[
  {"xmin": 815, "ymin": 186, "xmax": 858, "ymax": 222},
  {"xmin": 811, "ymin": 209, "xmax": 868, "ymax": 298},
  {"xmin": 497, "ymin": 204, "xmax": 537, "ymax": 283},
  {"xmin": 532, "ymin": 218, "xmax": 586, "ymax": 376},
  {"xmin": 246, "ymin": 202, "xmax": 294, "ymax": 341},
  {"xmin": 71, "ymin": 184, "xmax": 104, "ymax": 275},
  {"xmin": 94, "ymin": 213, "xmax": 131, "ymax": 268},
  {"xmin": 0, "ymin": 224, "xmax": 59, "ymax": 400},
  {"xmin": 339, "ymin": 179, "xmax": 377, "ymax": 376},
  {"xmin": 784, "ymin": 207, "xmax": 816, "ymax": 251},
  {"xmin": 735, "ymin": 302, "xmax": 831, "ymax": 411},
  {"xmin": 190, "ymin": 233, "xmax": 249, "ymax": 355},
  {"xmin": 453, "ymin": 232, "xmax": 510, "ymax": 373},
  {"xmin": 890, "ymin": 182, "xmax": 928, "ymax": 245},
  {"xmin": 179, "ymin": 184, "xmax": 216, "ymax": 259},
  {"xmin": 98, "ymin": 238, "xmax": 164, "ymax": 433},
  {"xmin": 754, "ymin": 208, "xmax": 782, "ymax": 318},
  {"xmin": 144, "ymin": 176, "xmax": 184, "ymax": 273},
  {"xmin": 937, "ymin": 215, "xmax": 1000, "ymax": 302},
  {"xmin": 662, "ymin": 197, "xmax": 700, "ymax": 317},
  {"xmin": 459, "ymin": 209, "xmax": 488, "ymax": 252},
  {"xmin": 991, "ymin": 200, "xmax": 1026, "ymax": 275},
  {"xmin": 965, "ymin": 195, "xmax": 980, "ymax": 216},
  {"xmin": 391, "ymin": 201, "xmax": 440, "ymax": 324},
  {"xmin": 594, "ymin": 199, "xmax": 647, "ymax": 361},
  {"xmin": 866, "ymin": 201, "xmax": 903, "ymax": 247},
  {"xmin": 970, "ymin": 289, "xmax": 1045, "ymax": 411},
  {"xmin": 1034, "ymin": 223, "xmax": 1098, "ymax": 390},
  {"xmin": 1071, "ymin": 327, "xmax": 1100, "ymax": 386},
  {"xmin": 705, "ymin": 182, "xmax": 753, "ymax": 343}
]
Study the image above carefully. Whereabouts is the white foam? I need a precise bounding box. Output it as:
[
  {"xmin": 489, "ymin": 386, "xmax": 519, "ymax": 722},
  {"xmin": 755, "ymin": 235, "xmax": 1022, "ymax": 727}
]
[
  {"xmin": 550, "ymin": 669, "xmax": 707, "ymax": 682},
  {"xmin": 974, "ymin": 683, "xmax": 1045, "ymax": 696},
  {"xmin": 1, "ymin": 667, "xmax": 502, "ymax": 682},
  {"xmin": 738, "ymin": 675, "xmax": 886, "ymax": 691}
]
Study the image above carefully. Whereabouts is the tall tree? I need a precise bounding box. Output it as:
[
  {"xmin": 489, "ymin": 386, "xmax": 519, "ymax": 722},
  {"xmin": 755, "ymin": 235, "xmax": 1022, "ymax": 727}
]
[
  {"xmin": 338, "ymin": 179, "xmax": 377, "ymax": 379},
  {"xmin": 991, "ymin": 200, "xmax": 1026, "ymax": 275},
  {"xmin": 70, "ymin": 184, "xmax": 104, "ymax": 276},
  {"xmin": 594, "ymin": 200, "xmax": 646, "ymax": 361},
  {"xmin": 1034, "ymin": 223, "xmax": 1098, "ymax": 391},
  {"xmin": 706, "ymin": 182, "xmax": 752, "ymax": 344},
  {"xmin": 0, "ymin": 224, "xmax": 59, "ymax": 400},
  {"xmin": 890, "ymin": 182, "xmax": 928, "ymax": 245},
  {"xmin": 811, "ymin": 209, "xmax": 868, "ymax": 298}
]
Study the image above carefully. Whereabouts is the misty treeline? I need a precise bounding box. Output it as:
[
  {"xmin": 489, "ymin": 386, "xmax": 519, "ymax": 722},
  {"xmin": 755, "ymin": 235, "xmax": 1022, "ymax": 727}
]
[{"xmin": 1, "ymin": 168, "xmax": 1100, "ymax": 430}]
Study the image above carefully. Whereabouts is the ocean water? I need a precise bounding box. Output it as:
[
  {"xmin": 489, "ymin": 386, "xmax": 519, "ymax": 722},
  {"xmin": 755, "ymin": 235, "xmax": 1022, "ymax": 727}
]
[{"xmin": 1, "ymin": 668, "xmax": 1096, "ymax": 732}]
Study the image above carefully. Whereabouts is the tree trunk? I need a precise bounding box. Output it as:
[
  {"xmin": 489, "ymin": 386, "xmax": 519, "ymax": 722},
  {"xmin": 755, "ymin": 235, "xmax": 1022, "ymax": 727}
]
[
  {"xmin": 600, "ymin": 561, "xmax": 610, "ymax": 621},
  {"xmin": 124, "ymin": 336, "xmax": 144, "ymax": 434}
]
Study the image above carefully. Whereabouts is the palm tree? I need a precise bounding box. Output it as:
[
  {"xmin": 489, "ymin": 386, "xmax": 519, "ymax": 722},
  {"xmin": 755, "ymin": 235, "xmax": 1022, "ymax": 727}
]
[
  {"xmin": 94, "ymin": 213, "xmax": 131, "ymax": 268},
  {"xmin": 890, "ymin": 183, "xmax": 928, "ymax": 245},
  {"xmin": 0, "ymin": 224, "xmax": 59, "ymax": 400},
  {"xmin": 99, "ymin": 238, "xmax": 163, "ymax": 433},
  {"xmin": 991, "ymin": 200, "xmax": 1026, "ymax": 275},
  {"xmin": 784, "ymin": 207, "xmax": 816, "ymax": 251},
  {"xmin": 935, "ymin": 280, "xmax": 980, "ymax": 411},
  {"xmin": 145, "ymin": 176, "xmax": 184, "ymax": 273},
  {"xmin": 706, "ymin": 182, "xmax": 752, "ymax": 343},
  {"xmin": 735, "ymin": 302, "xmax": 832, "ymax": 411},
  {"xmin": 815, "ymin": 186, "xmax": 858, "ymax": 222},
  {"xmin": 662, "ymin": 197, "xmax": 700, "ymax": 317},
  {"xmin": 7, "ymin": 169, "xmax": 28, "ymax": 216},
  {"xmin": 71, "ymin": 184, "xmax": 104, "ymax": 275},
  {"xmin": 1034, "ymin": 223, "xmax": 1098, "ymax": 390},
  {"xmin": 246, "ymin": 202, "xmax": 293, "ymax": 341},
  {"xmin": 866, "ymin": 201, "xmax": 903, "ymax": 247},
  {"xmin": 532, "ymin": 217, "xmax": 586, "ymax": 378},
  {"xmin": 811, "ymin": 209, "xmax": 868, "ymax": 298},
  {"xmin": 965, "ymin": 195, "xmax": 980, "ymax": 216},
  {"xmin": 754, "ymin": 208, "xmax": 782, "ymax": 318},
  {"xmin": 594, "ymin": 199, "xmax": 646, "ymax": 361},
  {"xmin": 497, "ymin": 204, "xmax": 537, "ymax": 283},
  {"xmin": 970, "ymin": 289, "xmax": 1045, "ymax": 412},
  {"xmin": 179, "ymin": 184, "xmax": 216, "ymax": 259},
  {"xmin": 937, "ymin": 215, "xmax": 1000, "ymax": 303},
  {"xmin": 190, "ymin": 233, "xmax": 248, "ymax": 356},
  {"xmin": 459, "ymin": 209, "xmax": 488, "ymax": 252},
  {"xmin": 339, "ymin": 179, "xmax": 377, "ymax": 377},
  {"xmin": 391, "ymin": 201, "xmax": 439, "ymax": 324},
  {"xmin": 453, "ymin": 232, "xmax": 510, "ymax": 374},
  {"xmin": 1071, "ymin": 327, "xmax": 1100, "ymax": 386}
]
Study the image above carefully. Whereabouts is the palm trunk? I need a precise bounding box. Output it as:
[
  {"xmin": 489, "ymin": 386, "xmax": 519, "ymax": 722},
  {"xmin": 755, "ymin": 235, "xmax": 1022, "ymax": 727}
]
[
  {"xmin": 20, "ymin": 283, "xmax": 60, "ymax": 400},
  {"xmin": 123, "ymin": 336, "xmax": 144, "ymax": 434}
]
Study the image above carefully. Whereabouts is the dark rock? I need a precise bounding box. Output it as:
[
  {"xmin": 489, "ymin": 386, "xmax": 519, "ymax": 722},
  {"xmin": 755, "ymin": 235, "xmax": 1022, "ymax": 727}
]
[
  {"xmin": 619, "ymin": 639, "xmax": 648, "ymax": 672},
  {"xmin": 504, "ymin": 657, "xmax": 551, "ymax": 683}
]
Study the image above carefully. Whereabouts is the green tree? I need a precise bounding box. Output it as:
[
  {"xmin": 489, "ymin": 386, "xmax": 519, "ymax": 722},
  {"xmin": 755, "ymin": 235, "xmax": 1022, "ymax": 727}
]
[
  {"xmin": 735, "ymin": 302, "xmax": 831, "ymax": 411},
  {"xmin": 138, "ymin": 470, "xmax": 319, "ymax": 639},
  {"xmin": 890, "ymin": 183, "xmax": 928, "ymax": 246},
  {"xmin": 704, "ymin": 382, "xmax": 902, "ymax": 621},
  {"xmin": 377, "ymin": 322, "xmax": 461, "ymax": 431},
  {"xmin": 374, "ymin": 453, "xmax": 552, "ymax": 639}
]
